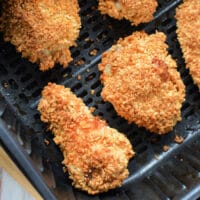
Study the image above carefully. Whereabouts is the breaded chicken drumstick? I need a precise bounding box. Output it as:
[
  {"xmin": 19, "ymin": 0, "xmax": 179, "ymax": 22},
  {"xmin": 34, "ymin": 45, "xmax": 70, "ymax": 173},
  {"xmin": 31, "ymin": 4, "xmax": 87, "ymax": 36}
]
[
  {"xmin": 99, "ymin": 31, "xmax": 185, "ymax": 134},
  {"xmin": 0, "ymin": 0, "xmax": 81, "ymax": 71},
  {"xmin": 176, "ymin": 0, "xmax": 200, "ymax": 89},
  {"xmin": 98, "ymin": 0, "xmax": 158, "ymax": 26},
  {"xmin": 38, "ymin": 83, "xmax": 134, "ymax": 194}
]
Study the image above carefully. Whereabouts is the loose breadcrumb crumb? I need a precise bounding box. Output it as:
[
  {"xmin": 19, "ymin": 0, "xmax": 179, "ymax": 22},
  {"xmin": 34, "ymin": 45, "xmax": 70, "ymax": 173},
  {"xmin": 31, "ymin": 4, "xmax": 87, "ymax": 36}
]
[
  {"xmin": 154, "ymin": 154, "xmax": 159, "ymax": 160},
  {"xmin": 174, "ymin": 135, "xmax": 184, "ymax": 144},
  {"xmin": 90, "ymin": 90, "xmax": 95, "ymax": 95},
  {"xmin": 163, "ymin": 145, "xmax": 170, "ymax": 152},
  {"xmin": 85, "ymin": 38, "xmax": 90, "ymax": 42},
  {"xmin": 90, "ymin": 49, "xmax": 98, "ymax": 56},
  {"xmin": 44, "ymin": 139, "xmax": 50, "ymax": 145},
  {"xmin": 63, "ymin": 166, "xmax": 67, "ymax": 173},
  {"xmin": 76, "ymin": 59, "xmax": 85, "ymax": 66},
  {"xmin": 77, "ymin": 75, "xmax": 81, "ymax": 80},
  {"xmin": 63, "ymin": 74, "xmax": 68, "ymax": 78},
  {"xmin": 89, "ymin": 107, "xmax": 96, "ymax": 113},
  {"xmin": 3, "ymin": 82, "xmax": 9, "ymax": 89}
]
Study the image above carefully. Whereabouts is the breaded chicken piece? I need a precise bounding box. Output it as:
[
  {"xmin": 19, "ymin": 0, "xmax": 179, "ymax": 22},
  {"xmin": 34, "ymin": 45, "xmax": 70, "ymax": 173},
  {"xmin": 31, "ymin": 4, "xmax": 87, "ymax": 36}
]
[
  {"xmin": 99, "ymin": 32, "xmax": 185, "ymax": 134},
  {"xmin": 98, "ymin": 0, "xmax": 158, "ymax": 26},
  {"xmin": 38, "ymin": 83, "xmax": 134, "ymax": 194},
  {"xmin": 0, "ymin": 0, "xmax": 81, "ymax": 71},
  {"xmin": 176, "ymin": 0, "xmax": 200, "ymax": 89}
]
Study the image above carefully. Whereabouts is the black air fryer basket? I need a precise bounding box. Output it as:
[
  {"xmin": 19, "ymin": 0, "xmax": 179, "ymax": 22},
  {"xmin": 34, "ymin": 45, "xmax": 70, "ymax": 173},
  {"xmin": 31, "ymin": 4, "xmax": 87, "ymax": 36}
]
[{"xmin": 0, "ymin": 0, "xmax": 200, "ymax": 199}]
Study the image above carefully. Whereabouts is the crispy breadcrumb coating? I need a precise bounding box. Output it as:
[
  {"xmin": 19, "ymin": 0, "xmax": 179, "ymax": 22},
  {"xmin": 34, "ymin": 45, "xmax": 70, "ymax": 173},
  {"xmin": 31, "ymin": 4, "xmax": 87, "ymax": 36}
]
[
  {"xmin": 176, "ymin": 0, "xmax": 200, "ymax": 89},
  {"xmin": 38, "ymin": 83, "xmax": 134, "ymax": 194},
  {"xmin": 0, "ymin": 0, "xmax": 81, "ymax": 71},
  {"xmin": 99, "ymin": 31, "xmax": 185, "ymax": 134},
  {"xmin": 98, "ymin": 0, "xmax": 158, "ymax": 26}
]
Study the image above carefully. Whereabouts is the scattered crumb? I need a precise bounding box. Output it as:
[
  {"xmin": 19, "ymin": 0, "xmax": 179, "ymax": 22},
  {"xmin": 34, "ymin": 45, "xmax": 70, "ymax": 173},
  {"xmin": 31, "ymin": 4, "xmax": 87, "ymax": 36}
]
[
  {"xmin": 77, "ymin": 75, "xmax": 81, "ymax": 80},
  {"xmin": 3, "ymin": 82, "xmax": 8, "ymax": 88},
  {"xmin": 154, "ymin": 154, "xmax": 159, "ymax": 160},
  {"xmin": 90, "ymin": 49, "xmax": 98, "ymax": 56},
  {"xmin": 84, "ymin": 37, "xmax": 90, "ymax": 42},
  {"xmin": 174, "ymin": 135, "xmax": 184, "ymax": 144},
  {"xmin": 163, "ymin": 145, "xmax": 170, "ymax": 152},
  {"xmin": 90, "ymin": 90, "xmax": 95, "ymax": 95},
  {"xmin": 63, "ymin": 166, "xmax": 67, "ymax": 173},
  {"xmin": 86, "ymin": 68, "xmax": 90, "ymax": 72},
  {"xmin": 44, "ymin": 139, "xmax": 49, "ymax": 145},
  {"xmin": 76, "ymin": 59, "xmax": 84, "ymax": 66},
  {"xmin": 89, "ymin": 107, "xmax": 96, "ymax": 113},
  {"xmin": 63, "ymin": 73, "xmax": 68, "ymax": 78}
]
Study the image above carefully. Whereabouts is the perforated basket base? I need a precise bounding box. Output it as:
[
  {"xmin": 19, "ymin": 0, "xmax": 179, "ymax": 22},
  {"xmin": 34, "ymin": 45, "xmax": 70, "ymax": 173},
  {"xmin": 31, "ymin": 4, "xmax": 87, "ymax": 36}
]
[{"xmin": 0, "ymin": 0, "xmax": 200, "ymax": 200}]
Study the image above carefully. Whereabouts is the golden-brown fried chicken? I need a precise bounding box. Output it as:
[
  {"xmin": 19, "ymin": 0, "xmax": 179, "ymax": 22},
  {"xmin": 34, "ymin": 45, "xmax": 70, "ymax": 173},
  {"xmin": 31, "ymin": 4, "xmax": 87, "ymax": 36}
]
[
  {"xmin": 98, "ymin": 0, "xmax": 158, "ymax": 26},
  {"xmin": 98, "ymin": 31, "xmax": 185, "ymax": 134},
  {"xmin": 176, "ymin": 0, "xmax": 200, "ymax": 89},
  {"xmin": 38, "ymin": 83, "xmax": 134, "ymax": 194},
  {"xmin": 0, "ymin": 0, "xmax": 81, "ymax": 71}
]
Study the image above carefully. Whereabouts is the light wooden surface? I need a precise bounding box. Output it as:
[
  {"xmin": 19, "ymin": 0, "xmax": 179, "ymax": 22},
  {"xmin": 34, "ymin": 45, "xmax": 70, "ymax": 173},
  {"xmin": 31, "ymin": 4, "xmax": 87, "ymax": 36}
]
[{"xmin": 0, "ymin": 146, "xmax": 43, "ymax": 200}]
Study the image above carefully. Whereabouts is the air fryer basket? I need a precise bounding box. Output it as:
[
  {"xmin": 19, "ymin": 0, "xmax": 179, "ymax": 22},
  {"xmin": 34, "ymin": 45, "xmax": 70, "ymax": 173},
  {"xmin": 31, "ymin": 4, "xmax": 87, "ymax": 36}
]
[{"xmin": 0, "ymin": 0, "xmax": 200, "ymax": 199}]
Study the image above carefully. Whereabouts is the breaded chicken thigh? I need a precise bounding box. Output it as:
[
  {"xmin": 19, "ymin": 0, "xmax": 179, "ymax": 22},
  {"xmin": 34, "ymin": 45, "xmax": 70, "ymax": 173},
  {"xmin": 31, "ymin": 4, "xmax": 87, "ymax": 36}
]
[
  {"xmin": 98, "ymin": 0, "xmax": 158, "ymax": 25},
  {"xmin": 0, "ymin": 0, "xmax": 81, "ymax": 71},
  {"xmin": 38, "ymin": 83, "xmax": 134, "ymax": 194},
  {"xmin": 176, "ymin": 0, "xmax": 200, "ymax": 89},
  {"xmin": 99, "ymin": 32, "xmax": 185, "ymax": 134}
]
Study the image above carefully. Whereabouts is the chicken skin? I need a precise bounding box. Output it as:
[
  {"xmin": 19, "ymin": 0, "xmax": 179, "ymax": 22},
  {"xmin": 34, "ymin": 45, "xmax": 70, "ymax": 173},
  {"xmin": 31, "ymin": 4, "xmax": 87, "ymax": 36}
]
[
  {"xmin": 38, "ymin": 83, "xmax": 134, "ymax": 194},
  {"xmin": 0, "ymin": 0, "xmax": 81, "ymax": 71},
  {"xmin": 176, "ymin": 0, "xmax": 200, "ymax": 89},
  {"xmin": 98, "ymin": 0, "xmax": 158, "ymax": 26},
  {"xmin": 98, "ymin": 31, "xmax": 185, "ymax": 134}
]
